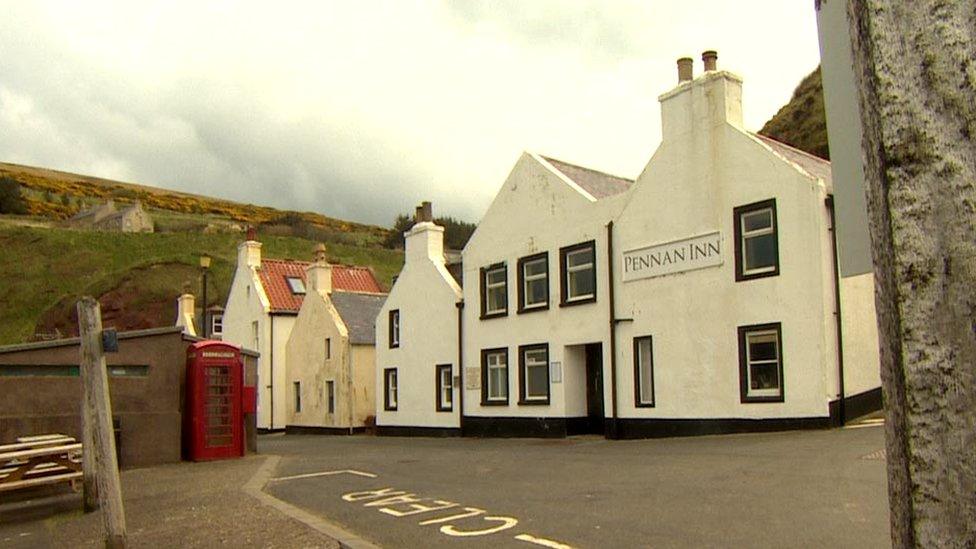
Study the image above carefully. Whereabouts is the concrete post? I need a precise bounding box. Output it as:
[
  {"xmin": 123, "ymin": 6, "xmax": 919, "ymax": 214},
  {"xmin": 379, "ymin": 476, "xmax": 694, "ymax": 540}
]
[{"xmin": 845, "ymin": 1, "xmax": 976, "ymax": 545}]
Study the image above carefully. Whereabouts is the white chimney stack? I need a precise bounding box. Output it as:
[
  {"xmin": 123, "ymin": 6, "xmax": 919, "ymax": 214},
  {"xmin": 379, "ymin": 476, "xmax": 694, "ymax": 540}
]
[
  {"xmin": 307, "ymin": 243, "xmax": 332, "ymax": 294},
  {"xmin": 659, "ymin": 49, "xmax": 743, "ymax": 142},
  {"xmin": 176, "ymin": 293, "xmax": 197, "ymax": 336},
  {"xmin": 405, "ymin": 201, "xmax": 445, "ymax": 265},
  {"xmin": 238, "ymin": 227, "xmax": 262, "ymax": 269}
]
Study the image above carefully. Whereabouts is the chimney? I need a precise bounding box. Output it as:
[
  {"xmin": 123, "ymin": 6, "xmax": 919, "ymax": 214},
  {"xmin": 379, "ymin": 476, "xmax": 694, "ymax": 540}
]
[
  {"xmin": 176, "ymin": 293, "xmax": 197, "ymax": 336},
  {"xmin": 677, "ymin": 57, "xmax": 693, "ymax": 83},
  {"xmin": 702, "ymin": 50, "xmax": 718, "ymax": 72},
  {"xmin": 405, "ymin": 201, "xmax": 446, "ymax": 265},
  {"xmin": 307, "ymin": 243, "xmax": 332, "ymax": 295},
  {"xmin": 659, "ymin": 49, "xmax": 743, "ymax": 141},
  {"xmin": 238, "ymin": 230, "xmax": 262, "ymax": 269}
]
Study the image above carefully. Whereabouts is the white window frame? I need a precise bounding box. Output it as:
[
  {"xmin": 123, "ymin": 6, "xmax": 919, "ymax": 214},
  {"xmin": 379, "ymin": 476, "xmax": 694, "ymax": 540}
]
[
  {"xmin": 562, "ymin": 242, "xmax": 596, "ymax": 304},
  {"xmin": 389, "ymin": 310, "xmax": 400, "ymax": 348},
  {"xmin": 483, "ymin": 265, "xmax": 507, "ymax": 316},
  {"xmin": 211, "ymin": 314, "xmax": 223, "ymax": 336},
  {"xmin": 634, "ymin": 336, "xmax": 655, "ymax": 407},
  {"xmin": 483, "ymin": 349, "xmax": 508, "ymax": 403},
  {"xmin": 520, "ymin": 255, "xmax": 548, "ymax": 310},
  {"xmin": 384, "ymin": 368, "xmax": 398, "ymax": 411},
  {"xmin": 519, "ymin": 345, "xmax": 550, "ymax": 403},
  {"xmin": 436, "ymin": 364, "xmax": 453, "ymax": 412},
  {"xmin": 740, "ymin": 208, "xmax": 776, "ymax": 275},
  {"xmin": 738, "ymin": 323, "xmax": 784, "ymax": 403}
]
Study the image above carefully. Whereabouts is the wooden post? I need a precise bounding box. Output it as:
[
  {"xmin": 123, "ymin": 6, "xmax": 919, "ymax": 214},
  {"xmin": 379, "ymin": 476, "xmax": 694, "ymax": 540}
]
[
  {"xmin": 846, "ymin": 1, "xmax": 976, "ymax": 545},
  {"xmin": 80, "ymin": 390, "xmax": 98, "ymax": 512},
  {"xmin": 77, "ymin": 297, "xmax": 127, "ymax": 548}
]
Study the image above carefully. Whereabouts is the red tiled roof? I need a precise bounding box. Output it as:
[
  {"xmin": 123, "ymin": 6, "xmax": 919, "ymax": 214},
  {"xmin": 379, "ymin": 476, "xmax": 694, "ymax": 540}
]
[{"xmin": 257, "ymin": 259, "xmax": 384, "ymax": 313}]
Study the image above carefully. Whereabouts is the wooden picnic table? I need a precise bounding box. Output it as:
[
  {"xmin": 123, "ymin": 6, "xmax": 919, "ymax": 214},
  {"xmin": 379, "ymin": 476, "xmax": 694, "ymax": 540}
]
[{"xmin": 0, "ymin": 435, "xmax": 83, "ymax": 494}]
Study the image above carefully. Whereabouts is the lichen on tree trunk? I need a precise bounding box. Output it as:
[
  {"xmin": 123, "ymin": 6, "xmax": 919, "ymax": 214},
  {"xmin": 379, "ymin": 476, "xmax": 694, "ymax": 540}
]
[{"xmin": 845, "ymin": 0, "xmax": 976, "ymax": 546}]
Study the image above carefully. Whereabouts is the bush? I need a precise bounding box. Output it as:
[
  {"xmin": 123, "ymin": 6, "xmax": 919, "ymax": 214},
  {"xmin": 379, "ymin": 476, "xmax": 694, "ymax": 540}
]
[
  {"xmin": 382, "ymin": 213, "xmax": 475, "ymax": 250},
  {"xmin": 0, "ymin": 177, "xmax": 28, "ymax": 214}
]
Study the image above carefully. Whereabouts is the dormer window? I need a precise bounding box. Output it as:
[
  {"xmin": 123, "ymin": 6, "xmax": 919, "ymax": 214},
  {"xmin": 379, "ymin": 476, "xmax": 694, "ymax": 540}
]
[{"xmin": 286, "ymin": 277, "xmax": 306, "ymax": 294}]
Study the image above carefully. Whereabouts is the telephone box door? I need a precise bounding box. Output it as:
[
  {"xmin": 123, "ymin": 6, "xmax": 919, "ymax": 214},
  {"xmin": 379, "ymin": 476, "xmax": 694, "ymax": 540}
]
[{"xmin": 187, "ymin": 342, "xmax": 243, "ymax": 461}]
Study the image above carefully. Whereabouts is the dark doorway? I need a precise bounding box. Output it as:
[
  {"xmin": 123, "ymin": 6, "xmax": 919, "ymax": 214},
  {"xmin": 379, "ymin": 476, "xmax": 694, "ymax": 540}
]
[{"xmin": 584, "ymin": 343, "xmax": 605, "ymax": 434}]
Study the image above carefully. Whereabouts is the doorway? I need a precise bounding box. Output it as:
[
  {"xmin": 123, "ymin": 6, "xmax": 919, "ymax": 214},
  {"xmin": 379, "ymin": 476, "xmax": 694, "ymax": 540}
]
[{"xmin": 583, "ymin": 343, "xmax": 605, "ymax": 434}]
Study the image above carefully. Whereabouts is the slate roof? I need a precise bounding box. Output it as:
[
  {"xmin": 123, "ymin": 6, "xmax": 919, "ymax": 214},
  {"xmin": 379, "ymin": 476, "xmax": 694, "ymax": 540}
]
[
  {"xmin": 258, "ymin": 259, "xmax": 384, "ymax": 313},
  {"xmin": 753, "ymin": 134, "xmax": 833, "ymax": 191},
  {"xmin": 541, "ymin": 156, "xmax": 634, "ymax": 199},
  {"xmin": 331, "ymin": 291, "xmax": 387, "ymax": 345}
]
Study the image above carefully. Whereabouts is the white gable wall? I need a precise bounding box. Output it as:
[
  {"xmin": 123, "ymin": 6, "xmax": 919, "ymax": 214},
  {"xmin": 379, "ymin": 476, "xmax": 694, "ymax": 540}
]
[{"xmin": 376, "ymin": 222, "xmax": 462, "ymax": 429}]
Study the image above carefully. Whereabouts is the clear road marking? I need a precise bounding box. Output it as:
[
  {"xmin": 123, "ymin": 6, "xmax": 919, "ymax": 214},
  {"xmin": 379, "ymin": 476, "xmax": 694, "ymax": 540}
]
[
  {"xmin": 337, "ymin": 484, "xmax": 572, "ymax": 546},
  {"xmin": 515, "ymin": 533, "xmax": 575, "ymax": 549},
  {"xmin": 271, "ymin": 469, "xmax": 378, "ymax": 482}
]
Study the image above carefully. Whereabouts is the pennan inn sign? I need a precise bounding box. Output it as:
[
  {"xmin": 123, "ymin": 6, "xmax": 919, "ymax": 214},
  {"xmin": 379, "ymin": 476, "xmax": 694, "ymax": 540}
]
[{"xmin": 622, "ymin": 231, "xmax": 723, "ymax": 282}]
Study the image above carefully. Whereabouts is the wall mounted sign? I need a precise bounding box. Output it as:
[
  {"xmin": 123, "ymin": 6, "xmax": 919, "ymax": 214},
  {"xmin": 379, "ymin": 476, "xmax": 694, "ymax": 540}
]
[
  {"xmin": 465, "ymin": 367, "xmax": 480, "ymax": 390},
  {"xmin": 550, "ymin": 362, "xmax": 562, "ymax": 383},
  {"xmin": 622, "ymin": 231, "xmax": 723, "ymax": 282}
]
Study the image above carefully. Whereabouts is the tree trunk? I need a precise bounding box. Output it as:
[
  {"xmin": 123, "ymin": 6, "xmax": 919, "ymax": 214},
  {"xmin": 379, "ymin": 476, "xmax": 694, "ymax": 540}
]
[{"xmin": 845, "ymin": 1, "xmax": 976, "ymax": 546}]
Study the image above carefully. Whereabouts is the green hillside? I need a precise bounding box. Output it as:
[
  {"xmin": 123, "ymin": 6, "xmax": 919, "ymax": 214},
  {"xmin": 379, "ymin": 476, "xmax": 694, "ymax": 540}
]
[
  {"xmin": 759, "ymin": 66, "xmax": 829, "ymax": 160},
  {"xmin": 0, "ymin": 224, "xmax": 402, "ymax": 345}
]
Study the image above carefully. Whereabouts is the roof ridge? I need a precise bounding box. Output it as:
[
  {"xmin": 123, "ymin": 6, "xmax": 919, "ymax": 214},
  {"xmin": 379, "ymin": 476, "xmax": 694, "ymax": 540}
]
[
  {"xmin": 752, "ymin": 133, "xmax": 830, "ymax": 164},
  {"xmin": 540, "ymin": 155, "xmax": 635, "ymax": 183}
]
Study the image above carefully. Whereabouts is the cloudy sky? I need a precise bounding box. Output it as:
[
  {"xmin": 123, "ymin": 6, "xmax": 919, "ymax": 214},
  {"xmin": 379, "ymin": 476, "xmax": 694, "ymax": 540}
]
[{"xmin": 0, "ymin": 1, "xmax": 822, "ymax": 226}]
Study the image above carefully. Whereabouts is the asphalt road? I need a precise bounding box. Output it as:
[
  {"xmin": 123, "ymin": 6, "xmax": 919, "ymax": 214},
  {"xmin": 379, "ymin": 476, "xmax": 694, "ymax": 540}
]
[{"xmin": 262, "ymin": 425, "xmax": 889, "ymax": 548}]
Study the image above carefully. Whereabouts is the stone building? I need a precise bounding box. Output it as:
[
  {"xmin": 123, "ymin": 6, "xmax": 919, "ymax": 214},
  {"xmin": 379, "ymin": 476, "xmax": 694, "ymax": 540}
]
[{"xmin": 65, "ymin": 199, "xmax": 154, "ymax": 232}]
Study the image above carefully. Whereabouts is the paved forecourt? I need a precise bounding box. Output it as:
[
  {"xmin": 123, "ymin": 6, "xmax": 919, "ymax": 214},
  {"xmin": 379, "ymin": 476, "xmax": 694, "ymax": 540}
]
[{"xmin": 261, "ymin": 424, "xmax": 889, "ymax": 548}]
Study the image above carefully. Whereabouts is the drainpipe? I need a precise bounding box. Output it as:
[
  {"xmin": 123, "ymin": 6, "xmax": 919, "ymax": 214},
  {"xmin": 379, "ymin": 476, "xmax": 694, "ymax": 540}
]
[
  {"xmin": 456, "ymin": 300, "xmax": 465, "ymax": 434},
  {"xmin": 269, "ymin": 315, "xmax": 275, "ymax": 430},
  {"xmin": 347, "ymin": 338, "xmax": 354, "ymax": 435},
  {"xmin": 825, "ymin": 196, "xmax": 846, "ymax": 426},
  {"xmin": 606, "ymin": 221, "xmax": 619, "ymax": 438}
]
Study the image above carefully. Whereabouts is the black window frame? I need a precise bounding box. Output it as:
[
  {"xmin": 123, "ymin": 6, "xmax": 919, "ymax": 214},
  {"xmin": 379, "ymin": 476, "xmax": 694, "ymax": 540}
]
[
  {"xmin": 435, "ymin": 364, "xmax": 453, "ymax": 412},
  {"xmin": 517, "ymin": 252, "xmax": 549, "ymax": 314},
  {"xmin": 325, "ymin": 337, "xmax": 331, "ymax": 360},
  {"xmin": 479, "ymin": 263, "xmax": 509, "ymax": 319},
  {"xmin": 384, "ymin": 368, "xmax": 398, "ymax": 411},
  {"xmin": 518, "ymin": 343, "xmax": 550, "ymax": 405},
  {"xmin": 559, "ymin": 240, "xmax": 597, "ymax": 307},
  {"xmin": 388, "ymin": 310, "xmax": 400, "ymax": 348},
  {"xmin": 733, "ymin": 199, "xmax": 780, "ymax": 282},
  {"xmin": 737, "ymin": 322, "xmax": 785, "ymax": 403},
  {"xmin": 293, "ymin": 381, "xmax": 302, "ymax": 413},
  {"xmin": 633, "ymin": 335, "xmax": 655, "ymax": 408},
  {"xmin": 480, "ymin": 347, "xmax": 509, "ymax": 406}
]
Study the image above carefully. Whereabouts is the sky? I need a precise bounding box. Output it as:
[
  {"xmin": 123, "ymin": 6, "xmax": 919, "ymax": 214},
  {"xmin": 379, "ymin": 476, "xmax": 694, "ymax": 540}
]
[{"xmin": 0, "ymin": 1, "xmax": 822, "ymax": 226}]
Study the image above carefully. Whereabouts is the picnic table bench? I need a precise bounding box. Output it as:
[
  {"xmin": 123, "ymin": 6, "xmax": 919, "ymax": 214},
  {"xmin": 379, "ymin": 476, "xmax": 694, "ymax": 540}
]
[{"xmin": 0, "ymin": 434, "xmax": 83, "ymax": 494}]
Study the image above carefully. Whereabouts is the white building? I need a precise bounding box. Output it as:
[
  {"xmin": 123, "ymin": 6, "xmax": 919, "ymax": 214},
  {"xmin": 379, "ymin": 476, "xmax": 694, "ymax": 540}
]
[
  {"xmin": 375, "ymin": 202, "xmax": 463, "ymax": 435},
  {"xmin": 286, "ymin": 245, "xmax": 386, "ymax": 433},
  {"xmin": 222, "ymin": 231, "xmax": 384, "ymax": 431},
  {"xmin": 380, "ymin": 52, "xmax": 881, "ymax": 439}
]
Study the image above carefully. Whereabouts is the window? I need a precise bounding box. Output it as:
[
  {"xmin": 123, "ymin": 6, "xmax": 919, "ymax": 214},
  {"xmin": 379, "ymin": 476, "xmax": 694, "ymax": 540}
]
[
  {"xmin": 251, "ymin": 321, "xmax": 259, "ymax": 349},
  {"xmin": 211, "ymin": 314, "xmax": 223, "ymax": 336},
  {"xmin": 734, "ymin": 199, "xmax": 780, "ymax": 281},
  {"xmin": 560, "ymin": 241, "xmax": 596, "ymax": 306},
  {"xmin": 325, "ymin": 337, "xmax": 331, "ymax": 359},
  {"xmin": 436, "ymin": 364, "xmax": 453, "ymax": 412},
  {"xmin": 293, "ymin": 381, "xmax": 302, "ymax": 413},
  {"xmin": 738, "ymin": 323, "xmax": 784, "ymax": 403},
  {"xmin": 518, "ymin": 344, "xmax": 550, "ymax": 404},
  {"xmin": 517, "ymin": 252, "xmax": 549, "ymax": 313},
  {"xmin": 389, "ymin": 310, "xmax": 400, "ymax": 348},
  {"xmin": 326, "ymin": 380, "xmax": 335, "ymax": 414},
  {"xmin": 633, "ymin": 336, "xmax": 655, "ymax": 407},
  {"xmin": 480, "ymin": 264, "xmax": 508, "ymax": 318},
  {"xmin": 384, "ymin": 368, "xmax": 398, "ymax": 411},
  {"xmin": 286, "ymin": 276, "xmax": 306, "ymax": 294},
  {"xmin": 480, "ymin": 348, "xmax": 509, "ymax": 405}
]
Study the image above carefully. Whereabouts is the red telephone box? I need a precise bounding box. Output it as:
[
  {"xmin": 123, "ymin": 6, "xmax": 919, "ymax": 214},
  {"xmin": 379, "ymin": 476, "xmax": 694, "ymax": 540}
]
[{"xmin": 185, "ymin": 341, "xmax": 243, "ymax": 461}]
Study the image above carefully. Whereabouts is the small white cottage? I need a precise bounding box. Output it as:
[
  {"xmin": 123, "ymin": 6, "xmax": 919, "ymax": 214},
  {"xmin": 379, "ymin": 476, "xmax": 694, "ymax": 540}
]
[
  {"xmin": 375, "ymin": 203, "xmax": 463, "ymax": 436},
  {"xmin": 286, "ymin": 244, "xmax": 386, "ymax": 433},
  {"xmin": 221, "ymin": 231, "xmax": 384, "ymax": 431}
]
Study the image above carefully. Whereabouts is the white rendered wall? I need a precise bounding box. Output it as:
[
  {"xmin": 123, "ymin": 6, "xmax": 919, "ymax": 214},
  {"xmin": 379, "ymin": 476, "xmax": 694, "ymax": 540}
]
[
  {"xmin": 375, "ymin": 222, "xmax": 462, "ymax": 429},
  {"xmin": 613, "ymin": 72, "xmax": 838, "ymax": 420},
  {"xmin": 461, "ymin": 154, "xmax": 629, "ymax": 420},
  {"xmin": 840, "ymin": 272, "xmax": 882, "ymax": 396},
  {"xmin": 285, "ymin": 290, "xmax": 351, "ymax": 428}
]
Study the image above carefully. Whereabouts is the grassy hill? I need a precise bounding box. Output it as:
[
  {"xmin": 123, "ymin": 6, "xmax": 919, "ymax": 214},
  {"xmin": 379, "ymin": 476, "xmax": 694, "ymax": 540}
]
[
  {"xmin": 0, "ymin": 224, "xmax": 402, "ymax": 345},
  {"xmin": 759, "ymin": 66, "xmax": 829, "ymax": 160},
  {"xmin": 0, "ymin": 162, "xmax": 406, "ymax": 345}
]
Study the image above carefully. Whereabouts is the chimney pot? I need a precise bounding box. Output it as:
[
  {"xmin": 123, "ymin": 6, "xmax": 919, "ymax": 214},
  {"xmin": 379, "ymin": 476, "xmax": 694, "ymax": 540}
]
[
  {"xmin": 313, "ymin": 243, "xmax": 327, "ymax": 263},
  {"xmin": 420, "ymin": 201, "xmax": 433, "ymax": 222},
  {"xmin": 702, "ymin": 50, "xmax": 718, "ymax": 72},
  {"xmin": 246, "ymin": 226, "xmax": 257, "ymax": 241},
  {"xmin": 677, "ymin": 57, "xmax": 694, "ymax": 82},
  {"xmin": 414, "ymin": 206, "xmax": 423, "ymax": 222}
]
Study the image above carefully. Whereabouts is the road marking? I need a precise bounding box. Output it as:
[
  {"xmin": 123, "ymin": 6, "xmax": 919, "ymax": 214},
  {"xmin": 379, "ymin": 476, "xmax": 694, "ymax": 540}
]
[
  {"xmin": 844, "ymin": 422, "xmax": 883, "ymax": 429},
  {"xmin": 515, "ymin": 533, "xmax": 575, "ymax": 549},
  {"xmin": 271, "ymin": 469, "xmax": 378, "ymax": 482}
]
